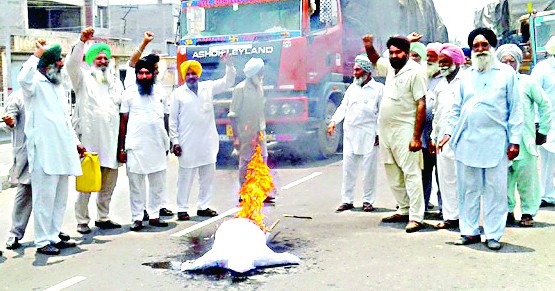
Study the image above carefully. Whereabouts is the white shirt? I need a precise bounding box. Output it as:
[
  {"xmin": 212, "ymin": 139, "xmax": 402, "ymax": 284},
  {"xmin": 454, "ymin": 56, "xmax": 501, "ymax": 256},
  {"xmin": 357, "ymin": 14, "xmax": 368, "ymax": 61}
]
[
  {"xmin": 3, "ymin": 90, "xmax": 30, "ymax": 184},
  {"xmin": 66, "ymin": 41, "xmax": 124, "ymax": 169},
  {"xmin": 331, "ymin": 79, "xmax": 383, "ymax": 155},
  {"xmin": 169, "ymin": 65, "xmax": 236, "ymax": 168},
  {"xmin": 120, "ymin": 85, "xmax": 170, "ymax": 174},
  {"xmin": 531, "ymin": 56, "xmax": 555, "ymax": 152},
  {"xmin": 17, "ymin": 55, "xmax": 82, "ymax": 176}
]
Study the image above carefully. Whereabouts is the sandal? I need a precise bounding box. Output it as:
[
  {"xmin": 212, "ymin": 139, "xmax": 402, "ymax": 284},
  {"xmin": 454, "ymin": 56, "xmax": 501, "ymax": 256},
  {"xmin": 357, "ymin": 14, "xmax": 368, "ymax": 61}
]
[
  {"xmin": 362, "ymin": 202, "xmax": 375, "ymax": 212},
  {"xmin": 517, "ymin": 214, "xmax": 533, "ymax": 227},
  {"xmin": 336, "ymin": 203, "xmax": 354, "ymax": 212}
]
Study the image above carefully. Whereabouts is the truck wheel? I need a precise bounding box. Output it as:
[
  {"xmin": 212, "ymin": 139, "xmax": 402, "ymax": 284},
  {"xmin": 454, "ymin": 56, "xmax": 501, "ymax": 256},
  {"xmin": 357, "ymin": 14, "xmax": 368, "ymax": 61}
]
[{"xmin": 314, "ymin": 100, "xmax": 341, "ymax": 159}]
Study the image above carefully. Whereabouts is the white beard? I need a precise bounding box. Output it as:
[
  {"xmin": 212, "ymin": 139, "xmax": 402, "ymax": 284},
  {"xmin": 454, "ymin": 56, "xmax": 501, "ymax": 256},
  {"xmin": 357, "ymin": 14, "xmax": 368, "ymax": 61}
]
[
  {"xmin": 439, "ymin": 64, "xmax": 457, "ymax": 77},
  {"xmin": 427, "ymin": 62, "xmax": 439, "ymax": 78},
  {"xmin": 353, "ymin": 76, "xmax": 365, "ymax": 86},
  {"xmin": 471, "ymin": 48, "xmax": 495, "ymax": 72},
  {"xmin": 46, "ymin": 67, "xmax": 62, "ymax": 85},
  {"xmin": 91, "ymin": 66, "xmax": 109, "ymax": 84}
]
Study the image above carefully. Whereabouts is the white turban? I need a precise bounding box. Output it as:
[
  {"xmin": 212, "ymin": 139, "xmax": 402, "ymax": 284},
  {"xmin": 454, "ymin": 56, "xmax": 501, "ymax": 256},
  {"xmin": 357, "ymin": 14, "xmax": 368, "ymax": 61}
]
[
  {"xmin": 354, "ymin": 54, "xmax": 373, "ymax": 72},
  {"xmin": 244, "ymin": 58, "xmax": 264, "ymax": 78},
  {"xmin": 546, "ymin": 35, "xmax": 555, "ymax": 55},
  {"xmin": 496, "ymin": 44, "xmax": 523, "ymax": 65}
]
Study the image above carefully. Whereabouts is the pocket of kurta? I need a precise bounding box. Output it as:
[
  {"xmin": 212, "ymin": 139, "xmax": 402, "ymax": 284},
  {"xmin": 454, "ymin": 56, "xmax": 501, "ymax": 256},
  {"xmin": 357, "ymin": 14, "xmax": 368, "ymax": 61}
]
[{"xmin": 76, "ymin": 152, "xmax": 102, "ymax": 193}]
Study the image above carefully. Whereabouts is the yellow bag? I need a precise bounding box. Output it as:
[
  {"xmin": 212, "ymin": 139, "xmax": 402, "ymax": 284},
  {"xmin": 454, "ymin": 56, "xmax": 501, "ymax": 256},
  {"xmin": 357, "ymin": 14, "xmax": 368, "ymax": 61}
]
[{"xmin": 76, "ymin": 152, "xmax": 102, "ymax": 193}]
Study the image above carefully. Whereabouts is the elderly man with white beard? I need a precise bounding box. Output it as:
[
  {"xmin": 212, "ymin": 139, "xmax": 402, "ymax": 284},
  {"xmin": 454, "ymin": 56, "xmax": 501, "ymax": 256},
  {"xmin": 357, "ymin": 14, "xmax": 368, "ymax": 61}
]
[
  {"xmin": 18, "ymin": 41, "xmax": 85, "ymax": 255},
  {"xmin": 438, "ymin": 28, "xmax": 524, "ymax": 250},
  {"xmin": 496, "ymin": 44, "xmax": 552, "ymax": 227},
  {"xmin": 66, "ymin": 27, "xmax": 124, "ymax": 234},
  {"xmin": 328, "ymin": 54, "xmax": 383, "ymax": 212}
]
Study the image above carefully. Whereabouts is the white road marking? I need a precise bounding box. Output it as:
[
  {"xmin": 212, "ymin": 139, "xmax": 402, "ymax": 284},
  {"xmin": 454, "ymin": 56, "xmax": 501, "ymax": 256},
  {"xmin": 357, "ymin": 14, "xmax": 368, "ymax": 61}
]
[
  {"xmin": 280, "ymin": 172, "xmax": 322, "ymax": 190},
  {"xmin": 170, "ymin": 207, "xmax": 240, "ymax": 237},
  {"xmin": 43, "ymin": 276, "xmax": 86, "ymax": 291}
]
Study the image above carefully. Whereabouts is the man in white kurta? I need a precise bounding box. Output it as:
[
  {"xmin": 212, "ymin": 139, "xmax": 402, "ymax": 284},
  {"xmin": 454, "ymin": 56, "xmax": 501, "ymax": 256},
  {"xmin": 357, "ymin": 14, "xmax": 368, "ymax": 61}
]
[
  {"xmin": 170, "ymin": 58, "xmax": 236, "ymax": 221},
  {"xmin": 431, "ymin": 44, "xmax": 466, "ymax": 229},
  {"xmin": 66, "ymin": 27, "xmax": 124, "ymax": 234},
  {"xmin": 18, "ymin": 42, "xmax": 83, "ymax": 255},
  {"xmin": 328, "ymin": 55, "xmax": 383, "ymax": 212},
  {"xmin": 119, "ymin": 57, "xmax": 170, "ymax": 231},
  {"xmin": 364, "ymin": 35, "xmax": 427, "ymax": 233},
  {"xmin": 440, "ymin": 28, "xmax": 523, "ymax": 250},
  {"xmin": 531, "ymin": 35, "xmax": 555, "ymax": 207}
]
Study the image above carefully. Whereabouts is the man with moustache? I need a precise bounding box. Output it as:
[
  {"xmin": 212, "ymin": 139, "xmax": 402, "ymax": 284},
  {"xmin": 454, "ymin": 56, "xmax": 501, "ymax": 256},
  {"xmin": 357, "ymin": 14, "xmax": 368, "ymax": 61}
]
[
  {"xmin": 328, "ymin": 54, "xmax": 383, "ymax": 212},
  {"xmin": 438, "ymin": 28, "xmax": 523, "ymax": 250},
  {"xmin": 118, "ymin": 56, "xmax": 170, "ymax": 231},
  {"xmin": 18, "ymin": 40, "xmax": 85, "ymax": 255},
  {"xmin": 497, "ymin": 44, "xmax": 552, "ymax": 227},
  {"xmin": 431, "ymin": 43, "xmax": 466, "ymax": 229},
  {"xmin": 66, "ymin": 26, "xmax": 124, "ymax": 234},
  {"xmin": 363, "ymin": 34, "xmax": 427, "ymax": 232}
]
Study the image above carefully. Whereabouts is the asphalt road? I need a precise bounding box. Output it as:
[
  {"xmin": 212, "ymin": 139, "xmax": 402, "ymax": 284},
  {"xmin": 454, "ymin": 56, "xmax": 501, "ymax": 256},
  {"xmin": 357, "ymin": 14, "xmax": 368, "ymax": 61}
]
[{"xmin": 1, "ymin": 145, "xmax": 555, "ymax": 290}]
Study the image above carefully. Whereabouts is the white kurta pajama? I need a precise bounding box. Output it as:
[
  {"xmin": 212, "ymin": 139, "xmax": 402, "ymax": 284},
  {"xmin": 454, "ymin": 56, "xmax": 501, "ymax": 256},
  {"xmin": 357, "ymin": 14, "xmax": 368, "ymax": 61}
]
[
  {"xmin": 66, "ymin": 40, "xmax": 124, "ymax": 225},
  {"xmin": 121, "ymin": 85, "xmax": 170, "ymax": 221},
  {"xmin": 431, "ymin": 74, "xmax": 462, "ymax": 221},
  {"xmin": 330, "ymin": 79, "xmax": 383, "ymax": 205},
  {"xmin": 446, "ymin": 62, "xmax": 523, "ymax": 241},
  {"xmin": 169, "ymin": 65, "xmax": 236, "ymax": 213},
  {"xmin": 18, "ymin": 56, "xmax": 83, "ymax": 248},
  {"xmin": 378, "ymin": 59, "xmax": 428, "ymax": 222}
]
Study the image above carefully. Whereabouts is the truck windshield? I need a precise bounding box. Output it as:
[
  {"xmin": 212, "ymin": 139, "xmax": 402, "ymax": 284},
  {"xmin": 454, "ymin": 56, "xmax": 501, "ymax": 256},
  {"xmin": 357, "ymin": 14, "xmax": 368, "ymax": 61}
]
[{"xmin": 182, "ymin": 0, "xmax": 301, "ymax": 38}]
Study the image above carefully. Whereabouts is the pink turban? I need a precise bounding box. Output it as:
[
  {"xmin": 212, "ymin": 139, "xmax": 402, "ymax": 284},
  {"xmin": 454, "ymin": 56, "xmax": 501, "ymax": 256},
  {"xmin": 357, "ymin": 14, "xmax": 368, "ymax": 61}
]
[
  {"xmin": 439, "ymin": 44, "xmax": 465, "ymax": 65},
  {"xmin": 426, "ymin": 42, "xmax": 442, "ymax": 55}
]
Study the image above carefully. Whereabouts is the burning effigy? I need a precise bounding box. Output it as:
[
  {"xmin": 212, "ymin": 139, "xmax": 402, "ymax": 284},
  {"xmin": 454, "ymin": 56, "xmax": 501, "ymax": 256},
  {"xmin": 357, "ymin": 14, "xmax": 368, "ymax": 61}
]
[{"xmin": 180, "ymin": 145, "xmax": 300, "ymax": 273}]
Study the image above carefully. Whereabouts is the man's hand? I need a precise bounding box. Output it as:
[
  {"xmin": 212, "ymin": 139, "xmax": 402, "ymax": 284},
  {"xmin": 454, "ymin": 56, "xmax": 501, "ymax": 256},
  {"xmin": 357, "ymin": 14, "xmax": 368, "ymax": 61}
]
[
  {"xmin": 34, "ymin": 39, "xmax": 48, "ymax": 58},
  {"xmin": 409, "ymin": 138, "xmax": 422, "ymax": 152},
  {"xmin": 427, "ymin": 140, "xmax": 436, "ymax": 155},
  {"xmin": 362, "ymin": 34, "xmax": 374, "ymax": 48},
  {"xmin": 374, "ymin": 135, "xmax": 380, "ymax": 147},
  {"xmin": 536, "ymin": 132, "xmax": 548, "ymax": 145},
  {"xmin": 327, "ymin": 121, "xmax": 336, "ymax": 136},
  {"xmin": 173, "ymin": 144, "xmax": 182, "ymax": 157},
  {"xmin": 437, "ymin": 135, "xmax": 450, "ymax": 152},
  {"xmin": 143, "ymin": 31, "xmax": 154, "ymax": 44},
  {"xmin": 117, "ymin": 149, "xmax": 127, "ymax": 163},
  {"xmin": 221, "ymin": 52, "xmax": 233, "ymax": 66},
  {"xmin": 507, "ymin": 144, "xmax": 520, "ymax": 160},
  {"xmin": 407, "ymin": 32, "xmax": 423, "ymax": 42},
  {"xmin": 232, "ymin": 137, "xmax": 240, "ymax": 151},
  {"xmin": 2, "ymin": 116, "xmax": 15, "ymax": 128},
  {"xmin": 77, "ymin": 144, "xmax": 86, "ymax": 158},
  {"xmin": 80, "ymin": 27, "xmax": 95, "ymax": 43}
]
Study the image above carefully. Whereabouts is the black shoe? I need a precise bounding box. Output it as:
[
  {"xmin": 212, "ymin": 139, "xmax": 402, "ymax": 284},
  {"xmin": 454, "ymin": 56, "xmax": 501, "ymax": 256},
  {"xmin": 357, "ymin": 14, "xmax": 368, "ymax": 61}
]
[
  {"xmin": 381, "ymin": 214, "xmax": 410, "ymax": 223},
  {"xmin": 540, "ymin": 200, "xmax": 555, "ymax": 207},
  {"xmin": 454, "ymin": 235, "xmax": 481, "ymax": 245},
  {"xmin": 6, "ymin": 237, "xmax": 21, "ymax": 250},
  {"xmin": 142, "ymin": 210, "xmax": 149, "ymax": 221},
  {"xmin": 486, "ymin": 239, "xmax": 502, "ymax": 250},
  {"xmin": 149, "ymin": 218, "xmax": 169, "ymax": 227},
  {"xmin": 37, "ymin": 244, "xmax": 60, "ymax": 255},
  {"xmin": 177, "ymin": 212, "xmax": 190, "ymax": 221},
  {"xmin": 434, "ymin": 219, "xmax": 459, "ymax": 229},
  {"xmin": 264, "ymin": 197, "xmax": 275, "ymax": 204},
  {"xmin": 130, "ymin": 220, "xmax": 143, "ymax": 231},
  {"xmin": 336, "ymin": 203, "xmax": 354, "ymax": 212},
  {"xmin": 95, "ymin": 220, "xmax": 122, "ymax": 229},
  {"xmin": 77, "ymin": 224, "xmax": 92, "ymax": 234},
  {"xmin": 197, "ymin": 208, "xmax": 218, "ymax": 217},
  {"xmin": 506, "ymin": 212, "xmax": 516, "ymax": 226},
  {"xmin": 159, "ymin": 208, "xmax": 174, "ymax": 217},
  {"xmin": 58, "ymin": 232, "xmax": 70, "ymax": 241},
  {"xmin": 53, "ymin": 240, "xmax": 77, "ymax": 249}
]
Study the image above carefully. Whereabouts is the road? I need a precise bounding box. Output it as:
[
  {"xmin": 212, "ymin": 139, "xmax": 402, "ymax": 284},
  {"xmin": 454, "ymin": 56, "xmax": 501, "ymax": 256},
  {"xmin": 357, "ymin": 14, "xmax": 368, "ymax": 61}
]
[{"xmin": 1, "ymin": 145, "xmax": 555, "ymax": 290}]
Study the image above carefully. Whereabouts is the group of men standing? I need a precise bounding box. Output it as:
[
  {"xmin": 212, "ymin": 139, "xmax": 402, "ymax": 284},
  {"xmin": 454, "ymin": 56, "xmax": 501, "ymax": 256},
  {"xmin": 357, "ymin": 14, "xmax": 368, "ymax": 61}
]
[
  {"xmin": 331, "ymin": 28, "xmax": 555, "ymax": 250},
  {"xmin": 2, "ymin": 27, "xmax": 268, "ymax": 255}
]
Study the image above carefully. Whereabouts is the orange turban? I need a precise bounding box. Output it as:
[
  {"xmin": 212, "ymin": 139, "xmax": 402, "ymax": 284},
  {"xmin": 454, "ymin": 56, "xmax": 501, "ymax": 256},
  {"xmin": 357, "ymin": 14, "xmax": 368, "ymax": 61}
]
[{"xmin": 180, "ymin": 60, "xmax": 202, "ymax": 78}]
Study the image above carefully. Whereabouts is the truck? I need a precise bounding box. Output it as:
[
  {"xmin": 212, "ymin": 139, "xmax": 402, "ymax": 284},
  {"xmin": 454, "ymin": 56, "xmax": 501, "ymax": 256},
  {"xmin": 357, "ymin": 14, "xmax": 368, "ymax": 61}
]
[
  {"xmin": 518, "ymin": 9, "xmax": 555, "ymax": 73},
  {"xmin": 176, "ymin": 0, "xmax": 448, "ymax": 159}
]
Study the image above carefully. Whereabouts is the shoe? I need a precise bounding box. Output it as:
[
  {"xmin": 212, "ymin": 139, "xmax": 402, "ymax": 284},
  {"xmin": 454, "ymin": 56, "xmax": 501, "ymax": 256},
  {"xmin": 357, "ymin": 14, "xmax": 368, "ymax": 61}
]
[
  {"xmin": 37, "ymin": 244, "xmax": 60, "ymax": 255},
  {"xmin": 336, "ymin": 203, "xmax": 354, "ymax": 212},
  {"xmin": 426, "ymin": 203, "xmax": 435, "ymax": 211},
  {"xmin": 77, "ymin": 224, "xmax": 92, "ymax": 234},
  {"xmin": 58, "ymin": 232, "xmax": 70, "ymax": 241},
  {"xmin": 434, "ymin": 219, "xmax": 459, "ymax": 229},
  {"xmin": 142, "ymin": 210, "xmax": 149, "ymax": 221},
  {"xmin": 454, "ymin": 235, "xmax": 481, "ymax": 245},
  {"xmin": 518, "ymin": 214, "xmax": 534, "ymax": 227},
  {"xmin": 159, "ymin": 208, "xmax": 174, "ymax": 217},
  {"xmin": 95, "ymin": 220, "xmax": 122, "ymax": 229},
  {"xmin": 197, "ymin": 208, "xmax": 218, "ymax": 217},
  {"xmin": 506, "ymin": 212, "xmax": 516, "ymax": 226},
  {"xmin": 381, "ymin": 214, "xmax": 409, "ymax": 223},
  {"xmin": 53, "ymin": 240, "xmax": 77, "ymax": 249},
  {"xmin": 177, "ymin": 212, "xmax": 190, "ymax": 221},
  {"xmin": 6, "ymin": 237, "xmax": 21, "ymax": 250},
  {"xmin": 540, "ymin": 200, "xmax": 555, "ymax": 207},
  {"xmin": 264, "ymin": 196, "xmax": 275, "ymax": 203},
  {"xmin": 130, "ymin": 220, "xmax": 143, "ymax": 231},
  {"xmin": 405, "ymin": 220, "xmax": 423, "ymax": 233},
  {"xmin": 486, "ymin": 239, "xmax": 502, "ymax": 250},
  {"xmin": 362, "ymin": 202, "xmax": 375, "ymax": 212},
  {"xmin": 149, "ymin": 218, "xmax": 169, "ymax": 227}
]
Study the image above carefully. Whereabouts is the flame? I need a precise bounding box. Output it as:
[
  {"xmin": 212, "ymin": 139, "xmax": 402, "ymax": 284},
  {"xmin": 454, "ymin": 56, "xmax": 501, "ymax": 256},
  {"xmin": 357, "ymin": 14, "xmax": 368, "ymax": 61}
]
[{"xmin": 235, "ymin": 134, "xmax": 274, "ymax": 231}]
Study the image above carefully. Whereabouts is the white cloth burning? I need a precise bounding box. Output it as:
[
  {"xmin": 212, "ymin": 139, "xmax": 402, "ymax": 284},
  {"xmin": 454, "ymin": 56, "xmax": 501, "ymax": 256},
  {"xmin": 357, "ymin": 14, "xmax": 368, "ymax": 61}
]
[{"xmin": 180, "ymin": 218, "xmax": 300, "ymax": 273}]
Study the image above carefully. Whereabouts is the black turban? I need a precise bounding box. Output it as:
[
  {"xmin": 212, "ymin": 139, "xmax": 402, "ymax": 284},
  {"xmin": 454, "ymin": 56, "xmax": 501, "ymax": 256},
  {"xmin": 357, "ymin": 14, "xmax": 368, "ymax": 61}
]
[
  {"xmin": 135, "ymin": 54, "xmax": 159, "ymax": 74},
  {"xmin": 467, "ymin": 27, "xmax": 498, "ymax": 48},
  {"xmin": 386, "ymin": 36, "xmax": 410, "ymax": 53}
]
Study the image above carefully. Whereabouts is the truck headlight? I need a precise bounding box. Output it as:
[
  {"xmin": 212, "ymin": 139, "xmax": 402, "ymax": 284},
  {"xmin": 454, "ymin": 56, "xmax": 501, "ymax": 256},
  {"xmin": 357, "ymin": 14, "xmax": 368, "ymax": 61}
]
[
  {"xmin": 281, "ymin": 103, "xmax": 293, "ymax": 115},
  {"xmin": 267, "ymin": 104, "xmax": 278, "ymax": 116}
]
